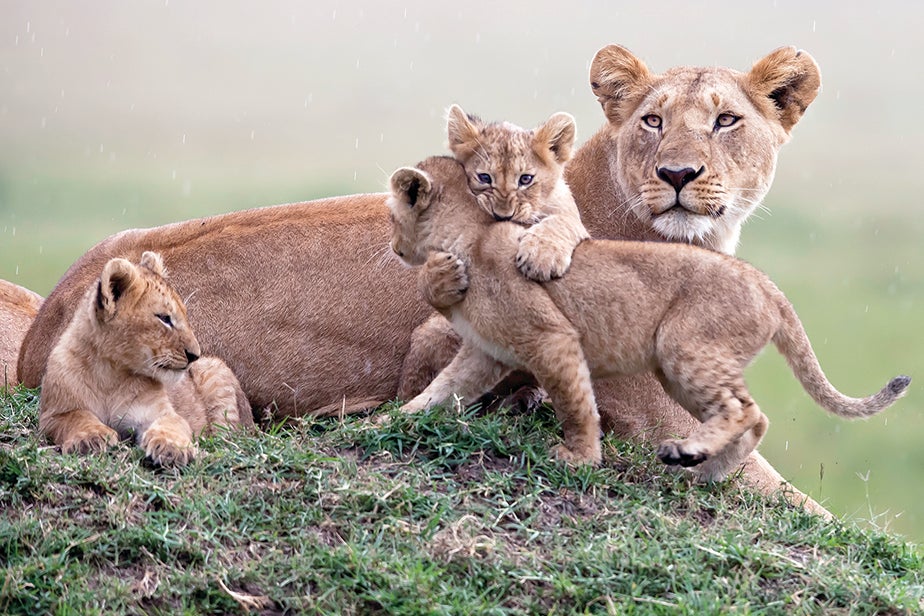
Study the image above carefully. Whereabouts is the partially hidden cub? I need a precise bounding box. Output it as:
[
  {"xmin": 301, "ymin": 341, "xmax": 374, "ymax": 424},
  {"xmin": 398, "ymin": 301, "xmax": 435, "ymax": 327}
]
[
  {"xmin": 39, "ymin": 251, "xmax": 253, "ymax": 466},
  {"xmin": 387, "ymin": 156, "xmax": 910, "ymax": 479}
]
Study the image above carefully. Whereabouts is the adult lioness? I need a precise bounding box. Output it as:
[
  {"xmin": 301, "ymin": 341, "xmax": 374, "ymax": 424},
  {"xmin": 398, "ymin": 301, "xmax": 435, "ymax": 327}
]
[
  {"xmin": 18, "ymin": 46, "xmax": 821, "ymax": 508},
  {"xmin": 1, "ymin": 279, "xmax": 43, "ymax": 389},
  {"xmin": 387, "ymin": 157, "xmax": 908, "ymax": 480}
]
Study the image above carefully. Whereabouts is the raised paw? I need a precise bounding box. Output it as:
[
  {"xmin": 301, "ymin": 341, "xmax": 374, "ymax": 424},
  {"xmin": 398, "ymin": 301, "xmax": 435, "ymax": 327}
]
[
  {"xmin": 420, "ymin": 251, "xmax": 469, "ymax": 309},
  {"xmin": 657, "ymin": 439, "xmax": 709, "ymax": 468},
  {"xmin": 61, "ymin": 425, "xmax": 119, "ymax": 455},
  {"xmin": 516, "ymin": 231, "xmax": 572, "ymax": 282},
  {"xmin": 141, "ymin": 426, "xmax": 197, "ymax": 467}
]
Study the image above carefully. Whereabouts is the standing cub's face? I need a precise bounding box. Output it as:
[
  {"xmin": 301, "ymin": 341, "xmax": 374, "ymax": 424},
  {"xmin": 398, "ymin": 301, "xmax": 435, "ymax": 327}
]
[
  {"xmin": 94, "ymin": 251, "xmax": 201, "ymax": 379},
  {"xmin": 446, "ymin": 104, "xmax": 575, "ymax": 223}
]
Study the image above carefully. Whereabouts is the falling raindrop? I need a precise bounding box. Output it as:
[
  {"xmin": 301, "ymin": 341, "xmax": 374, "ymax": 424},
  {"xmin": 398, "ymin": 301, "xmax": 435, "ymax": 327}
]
[{"xmin": 182, "ymin": 133, "xmax": 187, "ymax": 145}]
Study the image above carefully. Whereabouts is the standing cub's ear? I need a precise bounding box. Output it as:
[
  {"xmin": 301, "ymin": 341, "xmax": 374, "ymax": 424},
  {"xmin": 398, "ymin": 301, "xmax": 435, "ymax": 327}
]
[
  {"xmin": 139, "ymin": 251, "xmax": 167, "ymax": 277},
  {"xmin": 589, "ymin": 44, "xmax": 653, "ymax": 127},
  {"xmin": 446, "ymin": 104, "xmax": 484, "ymax": 160},
  {"xmin": 95, "ymin": 257, "xmax": 140, "ymax": 321},
  {"xmin": 746, "ymin": 46, "xmax": 821, "ymax": 133},
  {"xmin": 389, "ymin": 167, "xmax": 433, "ymax": 210},
  {"xmin": 533, "ymin": 112, "xmax": 576, "ymax": 165}
]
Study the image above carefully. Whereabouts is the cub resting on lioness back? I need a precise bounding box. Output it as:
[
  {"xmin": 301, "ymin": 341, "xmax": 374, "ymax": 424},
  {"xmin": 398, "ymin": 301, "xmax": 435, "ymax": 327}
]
[
  {"xmin": 388, "ymin": 156, "xmax": 910, "ymax": 478},
  {"xmin": 39, "ymin": 251, "xmax": 253, "ymax": 466}
]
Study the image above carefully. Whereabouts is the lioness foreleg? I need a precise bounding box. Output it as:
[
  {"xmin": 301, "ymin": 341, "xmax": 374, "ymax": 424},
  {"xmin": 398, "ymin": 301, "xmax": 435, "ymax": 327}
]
[{"xmin": 401, "ymin": 340, "xmax": 511, "ymax": 414}]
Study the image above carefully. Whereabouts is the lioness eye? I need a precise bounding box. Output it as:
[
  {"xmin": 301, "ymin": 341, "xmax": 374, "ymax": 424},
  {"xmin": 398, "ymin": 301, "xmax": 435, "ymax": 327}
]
[
  {"xmin": 476, "ymin": 173, "xmax": 492, "ymax": 185},
  {"xmin": 156, "ymin": 314, "xmax": 173, "ymax": 327},
  {"xmin": 715, "ymin": 113, "xmax": 740, "ymax": 129},
  {"xmin": 642, "ymin": 114, "xmax": 662, "ymax": 129},
  {"xmin": 518, "ymin": 174, "xmax": 534, "ymax": 187}
]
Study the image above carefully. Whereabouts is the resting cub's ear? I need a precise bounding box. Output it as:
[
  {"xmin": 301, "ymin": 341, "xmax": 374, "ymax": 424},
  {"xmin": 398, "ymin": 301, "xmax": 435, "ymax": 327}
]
[
  {"xmin": 389, "ymin": 167, "xmax": 433, "ymax": 210},
  {"xmin": 95, "ymin": 257, "xmax": 140, "ymax": 321},
  {"xmin": 533, "ymin": 112, "xmax": 576, "ymax": 165},
  {"xmin": 139, "ymin": 251, "xmax": 167, "ymax": 277},
  {"xmin": 589, "ymin": 44, "xmax": 653, "ymax": 127},
  {"xmin": 746, "ymin": 46, "xmax": 821, "ymax": 133},
  {"xmin": 446, "ymin": 104, "xmax": 484, "ymax": 160}
]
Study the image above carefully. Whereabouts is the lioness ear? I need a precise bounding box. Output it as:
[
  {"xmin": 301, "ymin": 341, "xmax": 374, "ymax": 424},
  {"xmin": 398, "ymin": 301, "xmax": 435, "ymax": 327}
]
[
  {"xmin": 589, "ymin": 44, "xmax": 653, "ymax": 126},
  {"xmin": 389, "ymin": 167, "xmax": 433, "ymax": 210},
  {"xmin": 746, "ymin": 46, "xmax": 821, "ymax": 133},
  {"xmin": 446, "ymin": 104, "xmax": 483, "ymax": 160},
  {"xmin": 139, "ymin": 251, "xmax": 166, "ymax": 277},
  {"xmin": 95, "ymin": 257, "xmax": 139, "ymax": 321},
  {"xmin": 534, "ymin": 112, "xmax": 576, "ymax": 164}
]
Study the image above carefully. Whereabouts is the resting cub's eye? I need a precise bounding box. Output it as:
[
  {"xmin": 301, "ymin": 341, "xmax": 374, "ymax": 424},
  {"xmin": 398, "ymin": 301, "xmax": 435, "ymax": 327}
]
[
  {"xmin": 715, "ymin": 113, "xmax": 740, "ymax": 129},
  {"xmin": 156, "ymin": 314, "xmax": 173, "ymax": 328},
  {"xmin": 476, "ymin": 173, "xmax": 492, "ymax": 185},
  {"xmin": 518, "ymin": 174, "xmax": 534, "ymax": 187},
  {"xmin": 642, "ymin": 114, "xmax": 662, "ymax": 129}
]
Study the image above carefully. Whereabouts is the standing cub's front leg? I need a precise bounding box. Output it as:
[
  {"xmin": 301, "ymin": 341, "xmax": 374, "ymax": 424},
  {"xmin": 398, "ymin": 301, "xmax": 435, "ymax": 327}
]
[
  {"xmin": 516, "ymin": 213, "xmax": 589, "ymax": 282},
  {"xmin": 418, "ymin": 251, "xmax": 469, "ymax": 310}
]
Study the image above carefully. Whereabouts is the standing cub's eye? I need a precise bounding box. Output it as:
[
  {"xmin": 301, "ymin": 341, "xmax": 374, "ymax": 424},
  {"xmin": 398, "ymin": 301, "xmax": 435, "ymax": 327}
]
[
  {"xmin": 642, "ymin": 114, "xmax": 662, "ymax": 129},
  {"xmin": 518, "ymin": 174, "xmax": 534, "ymax": 187},
  {"xmin": 476, "ymin": 173, "xmax": 492, "ymax": 185},
  {"xmin": 715, "ymin": 113, "xmax": 740, "ymax": 129},
  {"xmin": 156, "ymin": 314, "xmax": 173, "ymax": 328}
]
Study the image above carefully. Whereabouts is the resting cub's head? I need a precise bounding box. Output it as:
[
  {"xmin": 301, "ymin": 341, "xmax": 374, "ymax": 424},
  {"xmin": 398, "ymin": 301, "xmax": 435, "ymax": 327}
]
[
  {"xmin": 91, "ymin": 251, "xmax": 201, "ymax": 379},
  {"xmin": 446, "ymin": 104, "xmax": 575, "ymax": 223}
]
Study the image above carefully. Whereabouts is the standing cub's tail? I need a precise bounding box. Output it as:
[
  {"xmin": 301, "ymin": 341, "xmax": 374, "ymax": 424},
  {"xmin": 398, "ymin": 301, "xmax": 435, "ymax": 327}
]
[{"xmin": 771, "ymin": 297, "xmax": 910, "ymax": 418}]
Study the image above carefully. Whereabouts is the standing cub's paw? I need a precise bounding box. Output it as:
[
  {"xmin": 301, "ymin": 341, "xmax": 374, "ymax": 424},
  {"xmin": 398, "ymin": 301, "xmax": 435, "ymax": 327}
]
[
  {"xmin": 61, "ymin": 425, "xmax": 120, "ymax": 454},
  {"xmin": 550, "ymin": 443, "xmax": 602, "ymax": 466},
  {"xmin": 419, "ymin": 251, "xmax": 469, "ymax": 309},
  {"xmin": 657, "ymin": 439, "xmax": 709, "ymax": 468},
  {"xmin": 516, "ymin": 229, "xmax": 573, "ymax": 282},
  {"xmin": 141, "ymin": 425, "xmax": 197, "ymax": 467}
]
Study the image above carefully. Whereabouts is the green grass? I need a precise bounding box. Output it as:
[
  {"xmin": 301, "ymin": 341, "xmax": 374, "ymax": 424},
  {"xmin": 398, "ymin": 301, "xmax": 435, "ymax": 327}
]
[{"xmin": 2, "ymin": 386, "xmax": 922, "ymax": 615}]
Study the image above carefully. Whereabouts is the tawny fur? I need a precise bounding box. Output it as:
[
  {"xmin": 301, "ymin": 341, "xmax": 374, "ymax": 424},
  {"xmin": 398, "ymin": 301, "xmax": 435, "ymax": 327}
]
[
  {"xmin": 39, "ymin": 252, "xmax": 253, "ymax": 466},
  {"xmin": 0, "ymin": 280, "xmax": 43, "ymax": 389},
  {"xmin": 388, "ymin": 157, "xmax": 909, "ymax": 480},
  {"xmin": 17, "ymin": 46, "xmax": 825, "ymax": 511}
]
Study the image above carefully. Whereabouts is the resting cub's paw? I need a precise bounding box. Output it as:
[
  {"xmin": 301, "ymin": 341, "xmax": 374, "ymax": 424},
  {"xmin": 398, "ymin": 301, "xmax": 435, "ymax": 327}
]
[
  {"xmin": 516, "ymin": 230, "xmax": 572, "ymax": 282},
  {"xmin": 420, "ymin": 251, "xmax": 469, "ymax": 309},
  {"xmin": 141, "ymin": 426, "xmax": 197, "ymax": 467},
  {"xmin": 61, "ymin": 425, "xmax": 119, "ymax": 454},
  {"xmin": 550, "ymin": 443, "xmax": 601, "ymax": 466},
  {"xmin": 657, "ymin": 439, "xmax": 709, "ymax": 468}
]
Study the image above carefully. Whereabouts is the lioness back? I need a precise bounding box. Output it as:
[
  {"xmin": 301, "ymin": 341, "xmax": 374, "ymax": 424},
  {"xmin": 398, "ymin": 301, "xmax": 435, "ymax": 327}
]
[{"xmin": 39, "ymin": 252, "xmax": 252, "ymax": 466}]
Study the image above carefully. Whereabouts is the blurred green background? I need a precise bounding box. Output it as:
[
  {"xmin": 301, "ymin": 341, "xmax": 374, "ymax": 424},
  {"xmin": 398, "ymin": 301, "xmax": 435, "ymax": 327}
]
[{"xmin": 1, "ymin": 2, "xmax": 921, "ymax": 542}]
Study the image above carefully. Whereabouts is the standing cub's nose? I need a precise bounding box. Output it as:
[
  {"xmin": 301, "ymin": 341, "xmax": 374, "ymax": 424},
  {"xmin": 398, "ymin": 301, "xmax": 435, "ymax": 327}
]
[
  {"xmin": 185, "ymin": 350, "xmax": 199, "ymax": 364},
  {"xmin": 657, "ymin": 166, "xmax": 704, "ymax": 192}
]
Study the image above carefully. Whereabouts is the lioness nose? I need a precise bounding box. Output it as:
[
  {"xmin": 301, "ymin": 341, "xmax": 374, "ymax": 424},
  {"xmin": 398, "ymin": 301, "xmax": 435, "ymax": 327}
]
[
  {"xmin": 657, "ymin": 166, "xmax": 704, "ymax": 192},
  {"xmin": 185, "ymin": 349, "xmax": 200, "ymax": 364}
]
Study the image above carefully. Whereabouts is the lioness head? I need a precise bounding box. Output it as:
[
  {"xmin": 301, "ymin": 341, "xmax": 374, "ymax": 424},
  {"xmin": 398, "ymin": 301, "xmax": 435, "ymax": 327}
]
[
  {"xmin": 447, "ymin": 104, "xmax": 575, "ymax": 223},
  {"xmin": 588, "ymin": 45, "xmax": 820, "ymax": 253},
  {"xmin": 92, "ymin": 251, "xmax": 201, "ymax": 378}
]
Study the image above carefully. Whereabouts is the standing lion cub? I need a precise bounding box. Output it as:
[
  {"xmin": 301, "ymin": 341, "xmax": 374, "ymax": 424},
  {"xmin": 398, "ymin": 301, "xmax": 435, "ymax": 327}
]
[
  {"xmin": 39, "ymin": 251, "xmax": 253, "ymax": 466},
  {"xmin": 387, "ymin": 156, "xmax": 909, "ymax": 479}
]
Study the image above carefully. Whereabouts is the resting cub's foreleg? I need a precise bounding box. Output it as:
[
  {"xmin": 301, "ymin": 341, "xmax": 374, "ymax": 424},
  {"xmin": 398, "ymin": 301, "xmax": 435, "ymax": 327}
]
[
  {"xmin": 40, "ymin": 409, "xmax": 119, "ymax": 454},
  {"xmin": 138, "ymin": 406, "xmax": 197, "ymax": 467},
  {"xmin": 401, "ymin": 340, "xmax": 511, "ymax": 414}
]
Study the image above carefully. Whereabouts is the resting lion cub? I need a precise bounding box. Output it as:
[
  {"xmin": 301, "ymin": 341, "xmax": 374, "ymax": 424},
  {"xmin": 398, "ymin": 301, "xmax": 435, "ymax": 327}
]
[
  {"xmin": 388, "ymin": 156, "xmax": 910, "ymax": 478},
  {"xmin": 39, "ymin": 252, "xmax": 253, "ymax": 466}
]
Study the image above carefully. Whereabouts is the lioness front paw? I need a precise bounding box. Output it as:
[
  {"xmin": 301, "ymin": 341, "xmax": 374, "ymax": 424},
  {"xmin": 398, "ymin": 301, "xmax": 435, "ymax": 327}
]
[
  {"xmin": 61, "ymin": 425, "xmax": 119, "ymax": 455},
  {"xmin": 420, "ymin": 251, "xmax": 469, "ymax": 309},
  {"xmin": 141, "ymin": 427, "xmax": 197, "ymax": 467},
  {"xmin": 657, "ymin": 439, "xmax": 709, "ymax": 468},
  {"xmin": 550, "ymin": 443, "xmax": 601, "ymax": 466},
  {"xmin": 516, "ymin": 231, "xmax": 572, "ymax": 282}
]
